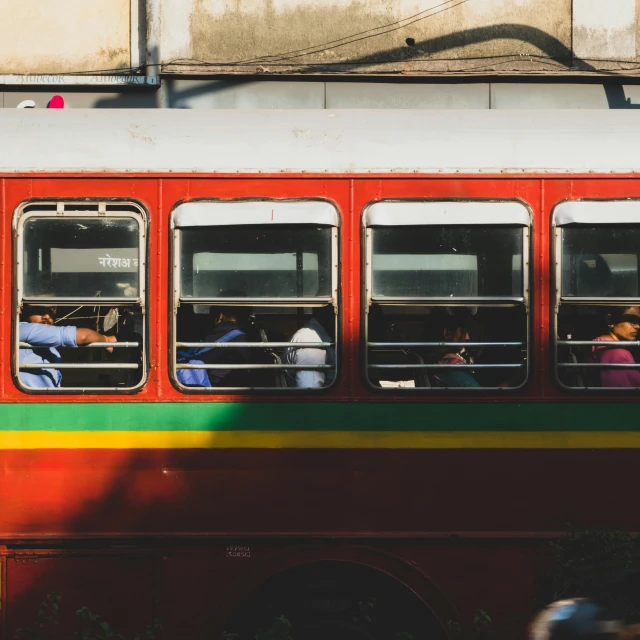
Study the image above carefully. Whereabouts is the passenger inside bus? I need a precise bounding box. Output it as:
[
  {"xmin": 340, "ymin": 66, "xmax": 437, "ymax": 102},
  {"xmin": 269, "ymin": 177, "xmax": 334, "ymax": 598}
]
[
  {"xmin": 199, "ymin": 299, "xmax": 254, "ymax": 387},
  {"xmin": 592, "ymin": 306, "xmax": 640, "ymax": 387},
  {"xmin": 430, "ymin": 310, "xmax": 480, "ymax": 388},
  {"xmin": 556, "ymin": 224, "xmax": 640, "ymax": 387},
  {"xmin": 18, "ymin": 207, "xmax": 146, "ymax": 390},
  {"xmin": 367, "ymin": 304, "xmax": 526, "ymax": 389},
  {"xmin": 19, "ymin": 304, "xmax": 116, "ymax": 389},
  {"xmin": 175, "ymin": 217, "xmax": 337, "ymax": 390},
  {"xmin": 284, "ymin": 305, "xmax": 335, "ymax": 388}
]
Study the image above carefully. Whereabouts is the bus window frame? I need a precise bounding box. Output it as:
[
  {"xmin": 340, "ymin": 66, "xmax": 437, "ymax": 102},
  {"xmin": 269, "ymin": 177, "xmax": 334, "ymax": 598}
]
[
  {"xmin": 552, "ymin": 198, "xmax": 640, "ymax": 393},
  {"xmin": 12, "ymin": 199, "xmax": 149, "ymax": 394},
  {"xmin": 362, "ymin": 199, "xmax": 532, "ymax": 393},
  {"xmin": 169, "ymin": 198, "xmax": 340, "ymax": 393}
]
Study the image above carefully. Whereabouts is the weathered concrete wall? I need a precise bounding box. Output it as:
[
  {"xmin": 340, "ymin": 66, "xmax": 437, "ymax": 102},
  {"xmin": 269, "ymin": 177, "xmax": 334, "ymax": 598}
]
[
  {"xmin": 573, "ymin": 0, "xmax": 636, "ymax": 60},
  {"xmin": 2, "ymin": 0, "xmax": 640, "ymax": 77},
  {"xmin": 0, "ymin": 0, "xmax": 131, "ymax": 74},
  {"xmin": 183, "ymin": 0, "xmax": 573, "ymax": 74}
]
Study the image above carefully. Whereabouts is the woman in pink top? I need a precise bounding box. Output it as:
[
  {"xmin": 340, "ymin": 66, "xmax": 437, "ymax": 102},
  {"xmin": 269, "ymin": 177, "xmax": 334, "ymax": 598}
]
[{"xmin": 592, "ymin": 305, "xmax": 640, "ymax": 387}]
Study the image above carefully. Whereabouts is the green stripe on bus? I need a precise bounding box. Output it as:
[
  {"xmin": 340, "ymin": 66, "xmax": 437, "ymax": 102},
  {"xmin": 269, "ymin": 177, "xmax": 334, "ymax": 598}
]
[{"xmin": 1, "ymin": 402, "xmax": 634, "ymax": 432}]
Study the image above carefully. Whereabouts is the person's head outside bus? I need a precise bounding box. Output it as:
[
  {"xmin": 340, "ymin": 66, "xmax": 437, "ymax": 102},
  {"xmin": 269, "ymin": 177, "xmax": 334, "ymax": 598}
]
[
  {"xmin": 529, "ymin": 598, "xmax": 620, "ymax": 640},
  {"xmin": 592, "ymin": 305, "xmax": 640, "ymax": 387},
  {"xmin": 19, "ymin": 303, "xmax": 116, "ymax": 388}
]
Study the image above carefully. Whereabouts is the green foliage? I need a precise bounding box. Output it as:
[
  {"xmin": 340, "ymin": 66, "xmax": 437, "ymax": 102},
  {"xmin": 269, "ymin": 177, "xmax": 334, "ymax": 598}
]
[
  {"xmin": 446, "ymin": 609, "xmax": 495, "ymax": 640},
  {"xmin": 351, "ymin": 596, "xmax": 375, "ymax": 626},
  {"xmin": 253, "ymin": 615, "xmax": 294, "ymax": 640},
  {"xmin": 16, "ymin": 592, "xmax": 62, "ymax": 640},
  {"xmin": 472, "ymin": 610, "xmax": 495, "ymax": 639},
  {"xmin": 549, "ymin": 525, "xmax": 640, "ymax": 619},
  {"xmin": 14, "ymin": 593, "xmax": 162, "ymax": 640},
  {"xmin": 445, "ymin": 619, "xmax": 463, "ymax": 639}
]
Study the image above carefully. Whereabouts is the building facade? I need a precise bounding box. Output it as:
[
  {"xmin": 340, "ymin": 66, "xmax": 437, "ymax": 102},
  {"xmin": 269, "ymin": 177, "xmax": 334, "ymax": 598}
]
[{"xmin": 2, "ymin": 0, "xmax": 640, "ymax": 109}]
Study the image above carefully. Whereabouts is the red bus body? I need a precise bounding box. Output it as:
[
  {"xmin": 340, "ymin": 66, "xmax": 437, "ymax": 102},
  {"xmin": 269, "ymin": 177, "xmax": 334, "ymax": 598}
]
[{"xmin": 1, "ymin": 110, "xmax": 640, "ymax": 638}]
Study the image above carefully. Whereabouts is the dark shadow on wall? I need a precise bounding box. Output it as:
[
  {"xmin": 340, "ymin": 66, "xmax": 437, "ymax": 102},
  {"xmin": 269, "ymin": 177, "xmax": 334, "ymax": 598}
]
[
  {"xmin": 162, "ymin": 76, "xmax": 260, "ymax": 108},
  {"xmin": 603, "ymin": 84, "xmax": 640, "ymax": 109},
  {"xmin": 264, "ymin": 23, "xmax": 581, "ymax": 73},
  {"xmin": 246, "ymin": 22, "xmax": 640, "ymax": 109}
]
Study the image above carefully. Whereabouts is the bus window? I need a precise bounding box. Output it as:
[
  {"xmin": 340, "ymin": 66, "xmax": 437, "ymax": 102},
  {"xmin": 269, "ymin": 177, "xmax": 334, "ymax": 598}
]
[
  {"xmin": 14, "ymin": 202, "xmax": 147, "ymax": 392},
  {"xmin": 171, "ymin": 200, "xmax": 339, "ymax": 391},
  {"xmin": 554, "ymin": 201, "xmax": 640, "ymax": 390},
  {"xmin": 364, "ymin": 201, "xmax": 530, "ymax": 390}
]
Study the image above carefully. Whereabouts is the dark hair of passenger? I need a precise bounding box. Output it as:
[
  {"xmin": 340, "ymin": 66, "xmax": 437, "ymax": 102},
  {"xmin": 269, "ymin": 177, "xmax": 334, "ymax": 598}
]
[
  {"xmin": 439, "ymin": 308, "xmax": 475, "ymax": 339},
  {"xmin": 209, "ymin": 289, "xmax": 250, "ymax": 326},
  {"xmin": 605, "ymin": 305, "xmax": 639, "ymax": 325},
  {"xmin": 21, "ymin": 304, "xmax": 57, "ymax": 322}
]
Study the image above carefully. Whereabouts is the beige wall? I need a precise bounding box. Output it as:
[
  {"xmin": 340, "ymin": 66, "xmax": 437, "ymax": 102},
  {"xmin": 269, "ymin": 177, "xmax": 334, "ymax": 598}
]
[
  {"xmin": 163, "ymin": 0, "xmax": 640, "ymax": 75},
  {"xmin": 184, "ymin": 0, "xmax": 573, "ymax": 74},
  {"xmin": 0, "ymin": 0, "xmax": 131, "ymax": 74},
  {"xmin": 1, "ymin": 0, "xmax": 640, "ymax": 77}
]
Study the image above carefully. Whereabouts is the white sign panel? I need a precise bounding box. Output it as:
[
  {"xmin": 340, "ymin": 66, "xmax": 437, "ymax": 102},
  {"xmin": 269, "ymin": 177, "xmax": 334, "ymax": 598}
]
[{"xmin": 51, "ymin": 248, "xmax": 139, "ymax": 273}]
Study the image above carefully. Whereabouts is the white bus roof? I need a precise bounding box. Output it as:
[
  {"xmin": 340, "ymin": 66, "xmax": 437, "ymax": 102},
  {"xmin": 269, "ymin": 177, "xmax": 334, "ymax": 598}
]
[{"xmin": 0, "ymin": 109, "xmax": 639, "ymax": 174}]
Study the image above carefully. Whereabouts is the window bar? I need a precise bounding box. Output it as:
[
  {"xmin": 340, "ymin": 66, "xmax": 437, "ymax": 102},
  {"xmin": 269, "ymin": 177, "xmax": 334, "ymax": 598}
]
[
  {"xmin": 20, "ymin": 363, "xmax": 139, "ymax": 369},
  {"xmin": 177, "ymin": 363, "xmax": 333, "ymax": 370},
  {"xmin": 368, "ymin": 342, "xmax": 523, "ymax": 348},
  {"xmin": 176, "ymin": 342, "xmax": 332, "ymax": 348},
  {"xmin": 20, "ymin": 342, "xmax": 139, "ymax": 348},
  {"xmin": 558, "ymin": 363, "xmax": 640, "ymax": 368},
  {"xmin": 558, "ymin": 340, "xmax": 640, "ymax": 347},
  {"xmin": 369, "ymin": 363, "xmax": 523, "ymax": 369}
]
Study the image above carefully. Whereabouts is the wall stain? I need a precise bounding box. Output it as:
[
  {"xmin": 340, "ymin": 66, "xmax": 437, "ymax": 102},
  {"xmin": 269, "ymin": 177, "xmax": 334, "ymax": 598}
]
[{"xmin": 190, "ymin": 0, "xmax": 571, "ymax": 71}]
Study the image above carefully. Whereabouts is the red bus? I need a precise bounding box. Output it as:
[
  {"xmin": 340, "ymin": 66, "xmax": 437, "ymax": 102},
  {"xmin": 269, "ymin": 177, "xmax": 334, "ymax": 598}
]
[{"xmin": 2, "ymin": 108, "xmax": 640, "ymax": 639}]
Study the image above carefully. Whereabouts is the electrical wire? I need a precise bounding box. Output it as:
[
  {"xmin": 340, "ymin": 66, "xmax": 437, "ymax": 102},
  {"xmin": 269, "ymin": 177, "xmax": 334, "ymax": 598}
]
[
  {"xmin": 158, "ymin": 55, "xmax": 640, "ymax": 74},
  {"xmin": 240, "ymin": 0, "xmax": 465, "ymax": 64},
  {"xmin": 44, "ymin": 0, "xmax": 471, "ymax": 75},
  {"xmin": 244, "ymin": 0, "xmax": 472, "ymax": 64}
]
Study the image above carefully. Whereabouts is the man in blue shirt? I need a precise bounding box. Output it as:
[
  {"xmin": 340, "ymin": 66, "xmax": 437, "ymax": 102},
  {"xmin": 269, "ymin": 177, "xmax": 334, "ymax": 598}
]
[{"xmin": 19, "ymin": 305, "xmax": 116, "ymax": 388}]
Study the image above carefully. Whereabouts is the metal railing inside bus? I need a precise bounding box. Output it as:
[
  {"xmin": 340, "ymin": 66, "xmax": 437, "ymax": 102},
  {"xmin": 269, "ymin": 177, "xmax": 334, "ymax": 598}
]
[
  {"xmin": 19, "ymin": 341, "xmax": 140, "ymax": 369},
  {"xmin": 367, "ymin": 341, "xmax": 526, "ymax": 370},
  {"xmin": 557, "ymin": 340, "xmax": 640, "ymax": 369},
  {"xmin": 175, "ymin": 341, "xmax": 334, "ymax": 371}
]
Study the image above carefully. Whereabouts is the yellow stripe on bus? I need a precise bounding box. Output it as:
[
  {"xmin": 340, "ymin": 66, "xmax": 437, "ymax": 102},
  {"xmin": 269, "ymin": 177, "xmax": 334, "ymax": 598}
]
[{"xmin": 1, "ymin": 431, "xmax": 640, "ymax": 449}]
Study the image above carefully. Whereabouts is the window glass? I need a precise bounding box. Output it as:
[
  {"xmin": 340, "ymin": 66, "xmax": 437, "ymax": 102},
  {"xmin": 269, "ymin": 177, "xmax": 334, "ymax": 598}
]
[
  {"xmin": 17, "ymin": 208, "xmax": 145, "ymax": 392},
  {"xmin": 175, "ymin": 220, "xmax": 337, "ymax": 391},
  {"xmin": 371, "ymin": 226, "xmax": 523, "ymax": 298},
  {"xmin": 367, "ymin": 221, "xmax": 528, "ymax": 391},
  {"xmin": 557, "ymin": 223, "xmax": 640, "ymax": 389},
  {"xmin": 561, "ymin": 225, "xmax": 640, "ymax": 297},
  {"xmin": 23, "ymin": 218, "xmax": 140, "ymax": 299},
  {"xmin": 180, "ymin": 226, "xmax": 331, "ymax": 299}
]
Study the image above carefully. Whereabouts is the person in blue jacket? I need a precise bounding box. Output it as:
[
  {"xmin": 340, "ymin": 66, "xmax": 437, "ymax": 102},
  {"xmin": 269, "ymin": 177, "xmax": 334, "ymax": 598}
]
[{"xmin": 19, "ymin": 304, "xmax": 116, "ymax": 388}]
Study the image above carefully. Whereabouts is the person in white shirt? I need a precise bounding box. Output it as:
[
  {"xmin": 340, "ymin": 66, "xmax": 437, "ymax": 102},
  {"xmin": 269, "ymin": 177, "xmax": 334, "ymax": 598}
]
[{"xmin": 284, "ymin": 307, "xmax": 335, "ymax": 389}]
